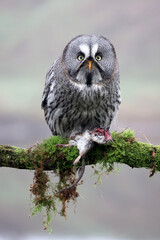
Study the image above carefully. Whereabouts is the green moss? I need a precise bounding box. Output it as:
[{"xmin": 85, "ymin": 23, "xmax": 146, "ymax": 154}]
[
  {"xmin": 31, "ymin": 136, "xmax": 79, "ymax": 171},
  {"xmin": 2, "ymin": 129, "xmax": 158, "ymax": 171}
]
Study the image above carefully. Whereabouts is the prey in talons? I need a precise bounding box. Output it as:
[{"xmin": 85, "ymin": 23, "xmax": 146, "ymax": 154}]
[{"xmin": 56, "ymin": 128, "xmax": 112, "ymax": 193}]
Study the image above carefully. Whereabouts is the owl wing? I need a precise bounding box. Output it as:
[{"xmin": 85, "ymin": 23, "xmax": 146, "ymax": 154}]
[{"xmin": 41, "ymin": 62, "xmax": 56, "ymax": 109}]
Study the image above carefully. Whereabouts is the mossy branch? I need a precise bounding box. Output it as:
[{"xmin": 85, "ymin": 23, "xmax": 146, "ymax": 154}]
[
  {"xmin": 0, "ymin": 130, "xmax": 160, "ymax": 173},
  {"xmin": 1, "ymin": 129, "xmax": 160, "ymax": 231}
]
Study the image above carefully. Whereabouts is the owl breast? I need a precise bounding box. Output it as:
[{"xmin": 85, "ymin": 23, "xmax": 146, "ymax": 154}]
[{"xmin": 44, "ymin": 79, "xmax": 120, "ymax": 138}]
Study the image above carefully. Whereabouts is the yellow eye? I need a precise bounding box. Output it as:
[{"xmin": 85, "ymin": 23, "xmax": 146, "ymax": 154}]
[
  {"xmin": 95, "ymin": 55, "xmax": 102, "ymax": 61},
  {"xmin": 77, "ymin": 55, "xmax": 84, "ymax": 61}
]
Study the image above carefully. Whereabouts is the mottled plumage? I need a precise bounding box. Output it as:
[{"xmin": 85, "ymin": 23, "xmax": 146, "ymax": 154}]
[{"xmin": 42, "ymin": 35, "xmax": 121, "ymax": 139}]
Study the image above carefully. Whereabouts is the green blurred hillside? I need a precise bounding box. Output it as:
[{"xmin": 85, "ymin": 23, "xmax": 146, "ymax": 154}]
[{"xmin": 0, "ymin": 0, "xmax": 160, "ymax": 120}]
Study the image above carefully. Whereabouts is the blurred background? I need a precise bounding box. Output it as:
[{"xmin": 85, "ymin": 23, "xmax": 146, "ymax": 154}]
[{"xmin": 0, "ymin": 0, "xmax": 160, "ymax": 239}]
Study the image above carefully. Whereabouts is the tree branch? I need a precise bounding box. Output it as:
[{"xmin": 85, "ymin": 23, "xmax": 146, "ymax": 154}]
[{"xmin": 0, "ymin": 130, "xmax": 160, "ymax": 173}]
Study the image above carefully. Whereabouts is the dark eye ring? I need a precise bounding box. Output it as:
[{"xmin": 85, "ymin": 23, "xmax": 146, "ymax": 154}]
[
  {"xmin": 77, "ymin": 54, "xmax": 85, "ymax": 61},
  {"xmin": 95, "ymin": 55, "xmax": 102, "ymax": 61}
]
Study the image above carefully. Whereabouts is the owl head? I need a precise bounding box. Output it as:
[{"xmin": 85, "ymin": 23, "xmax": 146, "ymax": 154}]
[{"xmin": 62, "ymin": 35, "xmax": 118, "ymax": 88}]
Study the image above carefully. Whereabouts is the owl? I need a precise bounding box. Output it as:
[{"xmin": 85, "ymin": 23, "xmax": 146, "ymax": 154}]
[{"xmin": 41, "ymin": 35, "xmax": 121, "ymax": 140}]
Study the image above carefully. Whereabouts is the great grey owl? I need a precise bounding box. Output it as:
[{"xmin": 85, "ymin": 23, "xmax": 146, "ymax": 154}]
[{"xmin": 41, "ymin": 35, "xmax": 121, "ymax": 139}]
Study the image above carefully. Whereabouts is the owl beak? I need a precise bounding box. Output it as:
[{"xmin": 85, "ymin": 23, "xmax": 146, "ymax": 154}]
[{"xmin": 88, "ymin": 60, "xmax": 92, "ymax": 71}]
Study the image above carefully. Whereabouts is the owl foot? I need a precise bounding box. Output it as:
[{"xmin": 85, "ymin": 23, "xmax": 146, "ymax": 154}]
[{"xmin": 91, "ymin": 128, "xmax": 113, "ymax": 142}]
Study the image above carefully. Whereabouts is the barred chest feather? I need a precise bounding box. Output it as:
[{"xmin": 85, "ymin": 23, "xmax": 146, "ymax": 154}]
[{"xmin": 46, "ymin": 79, "xmax": 120, "ymax": 138}]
